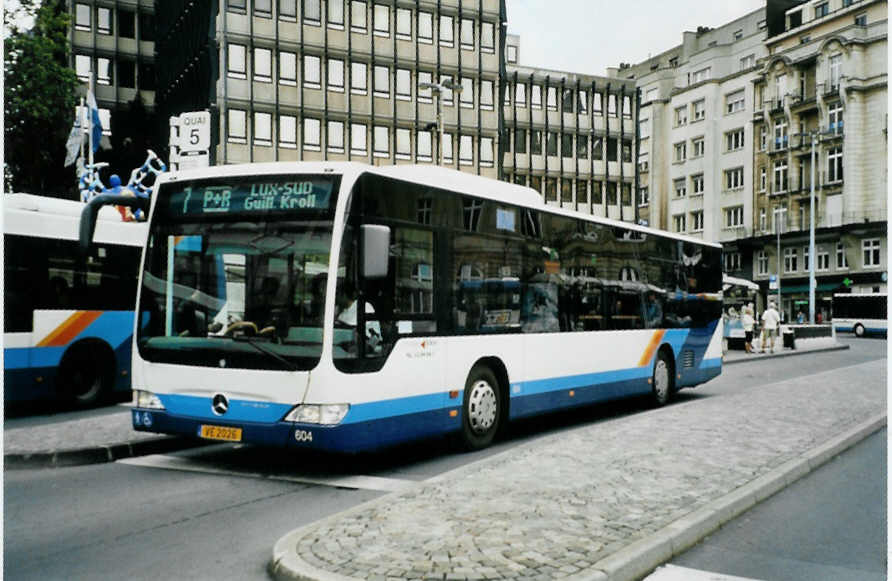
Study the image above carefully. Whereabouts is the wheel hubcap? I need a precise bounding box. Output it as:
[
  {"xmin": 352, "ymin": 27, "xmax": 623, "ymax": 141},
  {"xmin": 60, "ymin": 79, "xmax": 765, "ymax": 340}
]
[
  {"xmin": 654, "ymin": 360, "xmax": 669, "ymax": 400},
  {"xmin": 468, "ymin": 380, "xmax": 497, "ymax": 434}
]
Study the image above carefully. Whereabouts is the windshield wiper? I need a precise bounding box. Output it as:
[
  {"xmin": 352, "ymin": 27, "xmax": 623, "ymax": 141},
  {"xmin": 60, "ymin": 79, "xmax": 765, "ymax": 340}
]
[{"xmin": 232, "ymin": 335, "xmax": 299, "ymax": 372}]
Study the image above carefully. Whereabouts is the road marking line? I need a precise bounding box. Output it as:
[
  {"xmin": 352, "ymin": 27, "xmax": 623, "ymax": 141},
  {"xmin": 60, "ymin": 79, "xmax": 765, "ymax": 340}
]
[
  {"xmin": 118, "ymin": 454, "xmax": 419, "ymax": 493},
  {"xmin": 644, "ymin": 564, "xmax": 764, "ymax": 581}
]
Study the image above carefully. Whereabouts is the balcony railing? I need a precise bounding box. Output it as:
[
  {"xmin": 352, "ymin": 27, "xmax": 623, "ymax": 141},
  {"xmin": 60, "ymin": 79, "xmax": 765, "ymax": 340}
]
[{"xmin": 757, "ymin": 210, "xmax": 887, "ymax": 236}]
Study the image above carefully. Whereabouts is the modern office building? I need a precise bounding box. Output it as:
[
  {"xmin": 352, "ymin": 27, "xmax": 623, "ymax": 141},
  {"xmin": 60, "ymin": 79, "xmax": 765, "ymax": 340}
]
[
  {"xmin": 749, "ymin": 0, "xmax": 887, "ymax": 319},
  {"xmin": 502, "ymin": 35, "xmax": 640, "ymax": 220}
]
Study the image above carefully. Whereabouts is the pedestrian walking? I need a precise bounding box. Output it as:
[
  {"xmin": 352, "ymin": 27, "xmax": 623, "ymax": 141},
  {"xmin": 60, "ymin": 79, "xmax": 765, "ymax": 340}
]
[
  {"xmin": 760, "ymin": 301, "xmax": 781, "ymax": 353},
  {"xmin": 742, "ymin": 303, "xmax": 755, "ymax": 353}
]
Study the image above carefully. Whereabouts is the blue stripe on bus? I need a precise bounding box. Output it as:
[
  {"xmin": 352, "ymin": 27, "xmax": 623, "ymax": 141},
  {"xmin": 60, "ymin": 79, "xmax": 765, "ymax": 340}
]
[
  {"xmin": 4, "ymin": 346, "xmax": 66, "ymax": 370},
  {"xmin": 158, "ymin": 393, "xmax": 294, "ymax": 423}
]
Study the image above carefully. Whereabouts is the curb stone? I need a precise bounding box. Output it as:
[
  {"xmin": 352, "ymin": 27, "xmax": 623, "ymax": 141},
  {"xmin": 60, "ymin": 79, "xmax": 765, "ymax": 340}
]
[
  {"xmin": 269, "ymin": 412, "xmax": 886, "ymax": 581},
  {"xmin": 4, "ymin": 436, "xmax": 209, "ymax": 469},
  {"xmin": 722, "ymin": 343, "xmax": 849, "ymax": 365}
]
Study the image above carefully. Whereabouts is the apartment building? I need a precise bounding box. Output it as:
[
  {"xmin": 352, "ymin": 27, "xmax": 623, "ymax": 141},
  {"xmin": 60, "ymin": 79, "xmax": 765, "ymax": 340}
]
[
  {"xmin": 621, "ymin": 9, "xmax": 769, "ymax": 262},
  {"xmin": 67, "ymin": 0, "xmax": 157, "ymax": 138},
  {"xmin": 502, "ymin": 35, "xmax": 639, "ymax": 220},
  {"xmin": 750, "ymin": 0, "xmax": 887, "ymax": 319}
]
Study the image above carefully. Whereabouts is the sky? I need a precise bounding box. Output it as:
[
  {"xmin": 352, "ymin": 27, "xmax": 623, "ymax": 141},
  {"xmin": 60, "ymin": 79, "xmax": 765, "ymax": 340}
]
[{"xmin": 504, "ymin": 0, "xmax": 766, "ymax": 76}]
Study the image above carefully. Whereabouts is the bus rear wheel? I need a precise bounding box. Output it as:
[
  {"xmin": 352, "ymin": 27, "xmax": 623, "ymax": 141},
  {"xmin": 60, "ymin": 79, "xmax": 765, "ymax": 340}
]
[
  {"xmin": 58, "ymin": 342, "xmax": 113, "ymax": 408},
  {"xmin": 854, "ymin": 323, "xmax": 865, "ymax": 337},
  {"xmin": 460, "ymin": 365, "xmax": 501, "ymax": 451},
  {"xmin": 652, "ymin": 350, "xmax": 674, "ymax": 407}
]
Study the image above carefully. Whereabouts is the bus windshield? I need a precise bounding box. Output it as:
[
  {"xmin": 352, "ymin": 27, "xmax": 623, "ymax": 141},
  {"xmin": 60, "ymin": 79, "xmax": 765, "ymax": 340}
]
[{"xmin": 137, "ymin": 175, "xmax": 339, "ymax": 371}]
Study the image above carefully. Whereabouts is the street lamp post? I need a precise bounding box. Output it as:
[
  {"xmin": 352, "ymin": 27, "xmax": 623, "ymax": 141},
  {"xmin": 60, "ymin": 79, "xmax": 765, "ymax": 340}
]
[
  {"xmin": 774, "ymin": 206, "xmax": 787, "ymax": 320},
  {"xmin": 420, "ymin": 79, "xmax": 462, "ymax": 165},
  {"xmin": 809, "ymin": 132, "xmax": 817, "ymax": 324}
]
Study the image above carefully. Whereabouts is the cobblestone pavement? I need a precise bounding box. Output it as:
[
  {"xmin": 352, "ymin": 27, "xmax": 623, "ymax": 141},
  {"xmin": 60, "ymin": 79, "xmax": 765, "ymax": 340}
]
[{"xmin": 271, "ymin": 358, "xmax": 885, "ymax": 581}]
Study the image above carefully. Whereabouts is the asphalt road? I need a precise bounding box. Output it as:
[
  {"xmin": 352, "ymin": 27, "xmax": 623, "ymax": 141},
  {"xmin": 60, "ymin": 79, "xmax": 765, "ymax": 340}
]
[{"xmin": 4, "ymin": 336, "xmax": 886, "ymax": 580}]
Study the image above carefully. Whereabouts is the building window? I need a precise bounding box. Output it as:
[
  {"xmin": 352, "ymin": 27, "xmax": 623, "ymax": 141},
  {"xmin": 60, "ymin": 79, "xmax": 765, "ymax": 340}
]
[
  {"xmin": 442, "ymin": 133, "xmax": 454, "ymax": 163},
  {"xmin": 417, "ymin": 130, "xmax": 432, "ymax": 161},
  {"xmin": 75, "ymin": 3, "xmax": 90, "ymax": 30},
  {"xmin": 725, "ymin": 206, "xmax": 744, "ymax": 228},
  {"xmin": 724, "ymin": 167, "xmax": 744, "ymax": 190},
  {"xmin": 227, "ymin": 109, "xmax": 247, "ymax": 143},
  {"xmin": 815, "ymin": 2, "xmax": 828, "ymax": 18},
  {"xmin": 802, "ymin": 245, "xmax": 810, "ymax": 271},
  {"xmin": 561, "ymin": 89, "xmax": 574, "ymax": 113},
  {"xmin": 691, "ymin": 67, "xmax": 710, "ymax": 84},
  {"xmin": 759, "ymin": 208, "xmax": 768, "ymax": 231},
  {"xmin": 418, "ymin": 11, "xmax": 433, "ymax": 42},
  {"xmin": 96, "ymin": 57, "xmax": 112, "ymax": 85},
  {"xmin": 757, "ymin": 250, "xmax": 769, "ymax": 275},
  {"xmin": 740, "ymin": 54, "xmax": 755, "ymax": 70},
  {"xmin": 691, "ymin": 173, "xmax": 704, "ymax": 195},
  {"xmin": 350, "ymin": 1, "xmax": 367, "ymax": 32},
  {"xmin": 578, "ymin": 90, "xmax": 588, "ymax": 114},
  {"xmin": 759, "ymin": 126, "xmax": 767, "ymax": 151},
  {"xmin": 692, "ymin": 99, "xmax": 705, "ymax": 121},
  {"xmin": 303, "ymin": 117, "xmax": 321, "ymax": 150},
  {"xmin": 327, "ymin": 58, "xmax": 344, "ymax": 90},
  {"xmin": 327, "ymin": 120, "xmax": 344, "ymax": 153},
  {"xmin": 828, "ymin": 102, "xmax": 844, "ymax": 133},
  {"xmin": 863, "ymin": 239, "xmax": 881, "ymax": 267},
  {"xmin": 254, "ymin": 47, "xmax": 272, "ymax": 82},
  {"xmin": 396, "ymin": 68, "xmax": 411, "ymax": 99},
  {"xmin": 460, "ymin": 18, "xmax": 474, "ymax": 49},
  {"xmin": 760, "ymin": 167, "xmax": 767, "ymax": 192},
  {"xmin": 303, "ymin": 54, "xmax": 321, "ymax": 88},
  {"xmin": 784, "ymin": 247, "xmax": 798, "ymax": 273},
  {"xmin": 774, "ymin": 118, "xmax": 788, "ymax": 149},
  {"xmin": 350, "ymin": 123, "xmax": 367, "ymax": 155},
  {"xmin": 254, "ymin": 112, "xmax": 272, "ymax": 145},
  {"xmin": 280, "ymin": 0, "xmax": 297, "ymax": 20},
  {"xmin": 279, "ymin": 51, "xmax": 297, "ymax": 85},
  {"xmin": 639, "ymin": 187, "xmax": 649, "ymax": 206},
  {"xmin": 773, "ymin": 160, "xmax": 788, "ymax": 192},
  {"xmin": 118, "ymin": 60, "xmax": 136, "ymax": 88},
  {"xmin": 530, "ymin": 130, "xmax": 542, "ymax": 155},
  {"xmin": 591, "ymin": 136, "xmax": 601, "ymax": 160},
  {"xmin": 607, "ymin": 94, "xmax": 617, "ymax": 117},
  {"xmin": 97, "ymin": 6, "xmax": 112, "ymax": 34},
  {"xmin": 674, "ymin": 105, "xmax": 687, "ymax": 126},
  {"xmin": 328, "ymin": 0, "xmax": 344, "ymax": 27},
  {"xmin": 725, "ymin": 128, "xmax": 745, "ymax": 151},
  {"xmin": 855, "ymin": 12, "xmax": 867, "ymax": 26},
  {"xmin": 480, "ymin": 137, "xmax": 494, "ymax": 167},
  {"xmin": 460, "ymin": 77, "xmax": 474, "ymax": 108},
  {"xmin": 438, "ymin": 14, "xmax": 453, "ymax": 46},
  {"xmin": 837, "ymin": 241, "xmax": 849, "ymax": 269},
  {"xmin": 561, "ymin": 134, "xmax": 573, "ymax": 159},
  {"xmin": 817, "ymin": 247, "xmax": 830, "ymax": 271},
  {"xmin": 726, "ymin": 90, "xmax": 745, "ymax": 114},
  {"xmin": 395, "ymin": 7, "xmax": 411, "ymax": 38},
  {"xmin": 673, "ymin": 214, "xmax": 686, "ymax": 233},
  {"xmin": 279, "ymin": 115, "xmax": 297, "ymax": 148},
  {"xmin": 621, "ymin": 140, "xmax": 631, "ymax": 163},
  {"xmin": 674, "ymin": 178, "xmax": 687, "ymax": 198},
  {"xmin": 827, "ymin": 147, "xmax": 843, "ymax": 182},
  {"xmin": 481, "ymin": 21, "xmax": 495, "ymax": 52},
  {"xmin": 393, "ymin": 127, "xmax": 410, "ymax": 159},
  {"xmin": 459, "ymin": 134, "xmax": 473, "ymax": 165},
  {"xmin": 514, "ymin": 82, "xmax": 526, "ymax": 106},
  {"xmin": 546, "ymin": 86, "xmax": 558, "ymax": 111},
  {"xmin": 674, "ymin": 141, "xmax": 686, "ymax": 162},
  {"xmin": 691, "ymin": 211, "xmax": 704, "ymax": 232},
  {"xmin": 577, "ymin": 135, "xmax": 588, "ymax": 159},
  {"xmin": 480, "ymin": 80, "xmax": 494, "ymax": 110},
  {"xmin": 692, "ymin": 136, "xmax": 705, "ymax": 157},
  {"xmin": 373, "ymin": 65, "xmax": 389, "ymax": 97},
  {"xmin": 372, "ymin": 4, "xmax": 389, "ymax": 35},
  {"xmin": 228, "ymin": 44, "xmax": 247, "ymax": 79},
  {"xmin": 371, "ymin": 125, "xmax": 388, "ymax": 157},
  {"xmin": 255, "ymin": 0, "xmax": 272, "ymax": 16},
  {"xmin": 577, "ymin": 180, "xmax": 588, "ymax": 204},
  {"xmin": 304, "ymin": 0, "xmax": 321, "ymax": 23},
  {"xmin": 417, "ymin": 71, "xmax": 433, "ymax": 103},
  {"xmin": 725, "ymin": 252, "xmax": 741, "ymax": 271},
  {"xmin": 530, "ymin": 85, "xmax": 542, "ymax": 109},
  {"xmin": 829, "ymin": 54, "xmax": 841, "ymax": 90},
  {"xmin": 546, "ymin": 132, "xmax": 558, "ymax": 156},
  {"xmin": 514, "ymin": 129, "xmax": 527, "ymax": 154}
]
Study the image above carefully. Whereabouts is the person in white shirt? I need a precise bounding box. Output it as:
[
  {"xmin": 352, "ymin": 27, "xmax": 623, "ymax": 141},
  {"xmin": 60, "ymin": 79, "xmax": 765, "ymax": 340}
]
[
  {"xmin": 741, "ymin": 303, "xmax": 755, "ymax": 354},
  {"xmin": 760, "ymin": 301, "xmax": 781, "ymax": 353}
]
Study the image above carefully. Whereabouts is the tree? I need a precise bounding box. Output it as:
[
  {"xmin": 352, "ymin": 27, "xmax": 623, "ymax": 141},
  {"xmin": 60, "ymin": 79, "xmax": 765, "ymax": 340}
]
[{"xmin": 4, "ymin": 0, "xmax": 79, "ymax": 197}]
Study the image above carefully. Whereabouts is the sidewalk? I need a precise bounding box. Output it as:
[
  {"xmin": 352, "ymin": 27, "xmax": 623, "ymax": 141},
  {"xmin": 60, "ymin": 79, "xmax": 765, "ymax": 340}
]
[
  {"xmin": 270, "ymin": 357, "xmax": 885, "ymax": 581},
  {"xmin": 722, "ymin": 335, "xmax": 848, "ymax": 364}
]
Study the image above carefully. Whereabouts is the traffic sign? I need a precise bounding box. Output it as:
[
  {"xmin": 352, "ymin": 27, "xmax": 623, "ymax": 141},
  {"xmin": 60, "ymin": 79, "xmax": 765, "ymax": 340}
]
[{"xmin": 175, "ymin": 111, "xmax": 211, "ymax": 153}]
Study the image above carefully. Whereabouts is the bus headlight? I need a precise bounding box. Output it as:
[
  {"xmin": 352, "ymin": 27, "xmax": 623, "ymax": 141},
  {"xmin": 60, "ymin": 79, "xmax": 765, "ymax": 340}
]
[
  {"xmin": 134, "ymin": 390, "xmax": 166, "ymax": 410},
  {"xmin": 284, "ymin": 404, "xmax": 349, "ymax": 425}
]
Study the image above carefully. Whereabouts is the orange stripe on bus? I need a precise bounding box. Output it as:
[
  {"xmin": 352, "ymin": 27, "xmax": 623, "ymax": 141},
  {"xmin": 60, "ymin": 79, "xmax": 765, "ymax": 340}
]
[
  {"xmin": 36, "ymin": 311, "xmax": 103, "ymax": 347},
  {"xmin": 638, "ymin": 329, "xmax": 666, "ymax": 367}
]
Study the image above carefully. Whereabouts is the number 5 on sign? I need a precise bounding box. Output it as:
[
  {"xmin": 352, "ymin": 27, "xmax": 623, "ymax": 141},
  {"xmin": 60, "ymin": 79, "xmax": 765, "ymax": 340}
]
[{"xmin": 176, "ymin": 111, "xmax": 211, "ymax": 153}]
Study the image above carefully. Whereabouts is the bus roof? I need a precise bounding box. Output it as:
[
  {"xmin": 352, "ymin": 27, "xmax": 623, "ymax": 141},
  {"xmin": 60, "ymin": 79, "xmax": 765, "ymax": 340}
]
[
  {"xmin": 159, "ymin": 162, "xmax": 721, "ymax": 249},
  {"xmin": 4, "ymin": 192, "xmax": 146, "ymax": 247}
]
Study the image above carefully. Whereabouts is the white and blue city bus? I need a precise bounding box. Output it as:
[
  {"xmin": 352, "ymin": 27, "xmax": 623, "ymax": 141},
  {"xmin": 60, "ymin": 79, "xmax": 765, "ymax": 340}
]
[
  {"xmin": 722, "ymin": 274, "xmax": 761, "ymax": 351},
  {"xmin": 81, "ymin": 162, "xmax": 724, "ymax": 452},
  {"xmin": 832, "ymin": 292, "xmax": 887, "ymax": 337},
  {"xmin": 4, "ymin": 194, "xmax": 145, "ymax": 407}
]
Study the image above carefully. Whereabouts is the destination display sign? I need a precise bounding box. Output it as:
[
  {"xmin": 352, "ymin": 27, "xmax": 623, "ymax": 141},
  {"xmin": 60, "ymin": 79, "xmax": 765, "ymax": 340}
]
[{"xmin": 163, "ymin": 176, "xmax": 337, "ymax": 218}]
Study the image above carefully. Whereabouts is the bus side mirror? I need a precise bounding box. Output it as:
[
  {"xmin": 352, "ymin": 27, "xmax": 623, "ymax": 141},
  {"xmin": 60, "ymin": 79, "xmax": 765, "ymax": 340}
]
[{"xmin": 361, "ymin": 224, "xmax": 390, "ymax": 279}]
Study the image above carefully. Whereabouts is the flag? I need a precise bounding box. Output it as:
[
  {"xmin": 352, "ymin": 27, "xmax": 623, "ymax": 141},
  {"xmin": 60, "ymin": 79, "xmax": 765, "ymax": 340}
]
[
  {"xmin": 86, "ymin": 90, "xmax": 102, "ymax": 153},
  {"xmin": 63, "ymin": 108, "xmax": 83, "ymax": 167}
]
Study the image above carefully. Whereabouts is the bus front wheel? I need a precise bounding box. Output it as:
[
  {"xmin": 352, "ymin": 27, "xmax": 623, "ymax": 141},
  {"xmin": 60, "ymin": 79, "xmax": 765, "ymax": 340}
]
[
  {"xmin": 854, "ymin": 324, "xmax": 865, "ymax": 337},
  {"xmin": 460, "ymin": 365, "xmax": 501, "ymax": 451},
  {"xmin": 58, "ymin": 341, "xmax": 113, "ymax": 408},
  {"xmin": 652, "ymin": 350, "xmax": 674, "ymax": 407}
]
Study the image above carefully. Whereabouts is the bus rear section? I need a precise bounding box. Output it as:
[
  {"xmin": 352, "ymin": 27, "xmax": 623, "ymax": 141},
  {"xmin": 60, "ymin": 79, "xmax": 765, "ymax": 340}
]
[
  {"xmin": 832, "ymin": 293, "xmax": 887, "ymax": 336},
  {"xmin": 127, "ymin": 163, "xmax": 723, "ymax": 453},
  {"xmin": 4, "ymin": 194, "xmax": 143, "ymax": 408}
]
